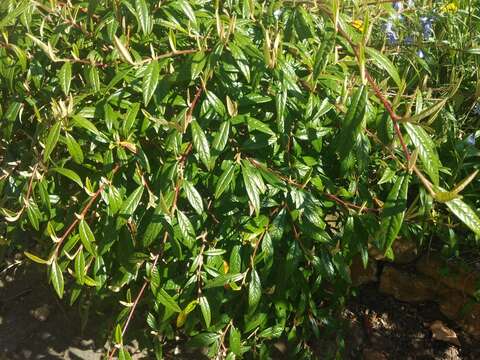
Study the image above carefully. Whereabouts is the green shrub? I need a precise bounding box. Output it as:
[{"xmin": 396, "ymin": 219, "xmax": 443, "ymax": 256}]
[{"xmin": 1, "ymin": 0, "xmax": 479, "ymax": 358}]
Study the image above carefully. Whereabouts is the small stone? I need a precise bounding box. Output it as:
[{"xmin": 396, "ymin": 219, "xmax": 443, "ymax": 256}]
[{"xmin": 430, "ymin": 320, "xmax": 461, "ymax": 346}]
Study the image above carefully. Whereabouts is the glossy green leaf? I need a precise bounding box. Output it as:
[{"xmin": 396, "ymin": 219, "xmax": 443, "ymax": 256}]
[
  {"xmin": 248, "ymin": 269, "xmax": 261, "ymax": 313},
  {"xmin": 50, "ymin": 260, "xmax": 64, "ymax": 299},
  {"xmin": 143, "ymin": 60, "xmax": 160, "ymax": 106},
  {"xmin": 212, "ymin": 121, "xmax": 230, "ymax": 152},
  {"xmin": 58, "ymin": 61, "xmax": 72, "ymax": 95},
  {"xmin": 337, "ymin": 85, "xmax": 367, "ymax": 158},
  {"xmin": 191, "ymin": 120, "xmax": 211, "ymax": 170},
  {"xmin": 79, "ymin": 219, "xmax": 96, "ymax": 256},
  {"xmin": 446, "ymin": 198, "xmax": 480, "ymax": 236},
  {"xmin": 117, "ymin": 186, "xmax": 144, "ymax": 229},
  {"xmin": 135, "ymin": 0, "xmax": 152, "ymax": 35},
  {"xmin": 75, "ymin": 248, "xmax": 86, "ymax": 285},
  {"xmin": 242, "ymin": 162, "xmax": 261, "ymax": 215},
  {"xmin": 177, "ymin": 210, "xmax": 195, "ymax": 248},
  {"xmin": 229, "ymin": 326, "xmax": 241, "ymax": 356},
  {"xmin": 51, "ymin": 167, "xmax": 83, "ymax": 188},
  {"xmin": 44, "ymin": 122, "xmax": 61, "ymax": 162},
  {"xmin": 379, "ymin": 174, "xmax": 410, "ymax": 251},
  {"xmin": 365, "ymin": 47, "xmax": 402, "ymax": 88},
  {"xmin": 230, "ymin": 42, "xmax": 250, "ymax": 82},
  {"xmin": 404, "ymin": 122, "xmax": 441, "ymax": 185},
  {"xmin": 26, "ymin": 201, "xmax": 40, "ymax": 230},
  {"xmin": 183, "ymin": 180, "xmax": 204, "ymax": 215},
  {"xmin": 156, "ymin": 288, "xmax": 181, "ymax": 313},
  {"xmin": 215, "ymin": 162, "xmax": 236, "ymax": 199},
  {"xmin": 198, "ymin": 295, "xmax": 211, "ymax": 328},
  {"xmin": 64, "ymin": 133, "xmax": 84, "ymax": 164}
]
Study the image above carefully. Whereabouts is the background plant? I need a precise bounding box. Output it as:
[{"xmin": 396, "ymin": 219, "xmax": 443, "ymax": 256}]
[{"xmin": 1, "ymin": 0, "xmax": 480, "ymax": 358}]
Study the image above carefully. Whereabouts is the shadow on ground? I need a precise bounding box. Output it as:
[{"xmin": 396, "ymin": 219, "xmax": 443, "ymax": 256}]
[{"xmin": 0, "ymin": 262, "xmax": 106, "ymax": 359}]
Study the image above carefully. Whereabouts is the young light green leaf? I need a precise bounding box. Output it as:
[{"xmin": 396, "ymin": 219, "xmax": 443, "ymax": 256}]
[
  {"xmin": 365, "ymin": 47, "xmax": 402, "ymax": 88},
  {"xmin": 183, "ymin": 180, "xmax": 204, "ymax": 215},
  {"xmin": 64, "ymin": 133, "xmax": 84, "ymax": 164},
  {"xmin": 58, "ymin": 61, "xmax": 72, "ymax": 95},
  {"xmin": 75, "ymin": 248, "xmax": 85, "ymax": 285},
  {"xmin": 119, "ymin": 348, "xmax": 133, "ymax": 360},
  {"xmin": 156, "ymin": 288, "xmax": 181, "ymax": 313},
  {"xmin": 143, "ymin": 60, "xmax": 160, "ymax": 106},
  {"xmin": 248, "ymin": 269, "xmax": 261, "ymax": 313},
  {"xmin": 135, "ymin": 0, "xmax": 152, "ymax": 35},
  {"xmin": 215, "ymin": 162, "xmax": 236, "ymax": 199},
  {"xmin": 44, "ymin": 122, "xmax": 61, "ymax": 162},
  {"xmin": 79, "ymin": 219, "xmax": 96, "ymax": 256},
  {"xmin": 404, "ymin": 122, "xmax": 441, "ymax": 185},
  {"xmin": 24, "ymin": 251, "xmax": 49, "ymax": 264},
  {"xmin": 176, "ymin": 300, "xmax": 198, "ymax": 328},
  {"xmin": 446, "ymin": 198, "xmax": 480, "ymax": 236},
  {"xmin": 191, "ymin": 120, "xmax": 211, "ymax": 170},
  {"xmin": 51, "ymin": 167, "xmax": 83, "ymax": 188},
  {"xmin": 379, "ymin": 174, "xmax": 410, "ymax": 251},
  {"xmin": 50, "ymin": 260, "xmax": 64, "ymax": 299},
  {"xmin": 198, "ymin": 295, "xmax": 211, "ymax": 328}
]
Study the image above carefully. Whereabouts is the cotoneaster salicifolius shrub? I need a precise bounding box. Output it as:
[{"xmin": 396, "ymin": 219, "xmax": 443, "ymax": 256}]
[{"xmin": 1, "ymin": 0, "xmax": 480, "ymax": 358}]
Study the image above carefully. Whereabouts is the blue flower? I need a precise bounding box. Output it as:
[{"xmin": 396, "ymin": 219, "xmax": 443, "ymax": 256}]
[
  {"xmin": 393, "ymin": 1, "xmax": 403, "ymax": 12},
  {"xmin": 404, "ymin": 35, "xmax": 414, "ymax": 45},
  {"xmin": 466, "ymin": 134, "xmax": 475, "ymax": 146},
  {"xmin": 420, "ymin": 16, "xmax": 434, "ymax": 39},
  {"xmin": 417, "ymin": 49, "xmax": 424, "ymax": 58},
  {"xmin": 386, "ymin": 31, "xmax": 398, "ymax": 45},
  {"xmin": 473, "ymin": 103, "xmax": 480, "ymax": 116}
]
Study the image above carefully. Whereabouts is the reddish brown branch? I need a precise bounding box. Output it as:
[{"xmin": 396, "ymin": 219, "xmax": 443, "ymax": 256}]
[
  {"xmin": 247, "ymin": 157, "xmax": 379, "ymax": 213},
  {"xmin": 108, "ymin": 84, "xmax": 204, "ymax": 359},
  {"xmin": 54, "ymin": 164, "xmax": 120, "ymax": 256}
]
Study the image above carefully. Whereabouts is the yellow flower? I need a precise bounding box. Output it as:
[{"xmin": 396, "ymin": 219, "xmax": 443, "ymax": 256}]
[
  {"xmin": 351, "ymin": 19, "xmax": 364, "ymax": 32},
  {"xmin": 441, "ymin": 3, "xmax": 458, "ymax": 13}
]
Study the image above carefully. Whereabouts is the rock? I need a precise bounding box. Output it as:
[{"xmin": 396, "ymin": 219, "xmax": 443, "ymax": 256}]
[
  {"xmin": 369, "ymin": 237, "xmax": 418, "ymax": 264},
  {"xmin": 430, "ymin": 320, "xmax": 460, "ymax": 346},
  {"xmin": 436, "ymin": 288, "xmax": 480, "ymax": 340},
  {"xmin": 351, "ymin": 256, "xmax": 378, "ymax": 286},
  {"xmin": 363, "ymin": 348, "xmax": 387, "ymax": 360},
  {"xmin": 461, "ymin": 306, "xmax": 480, "ymax": 340},
  {"xmin": 379, "ymin": 266, "xmax": 438, "ymax": 302},
  {"xmin": 416, "ymin": 254, "xmax": 480, "ymax": 297}
]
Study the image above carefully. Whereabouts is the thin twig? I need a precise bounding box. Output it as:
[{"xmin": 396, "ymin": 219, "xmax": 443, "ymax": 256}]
[{"xmin": 54, "ymin": 164, "xmax": 120, "ymax": 256}]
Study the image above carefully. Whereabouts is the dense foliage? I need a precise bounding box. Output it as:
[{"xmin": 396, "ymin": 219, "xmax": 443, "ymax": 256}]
[{"xmin": 1, "ymin": 0, "xmax": 480, "ymax": 358}]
